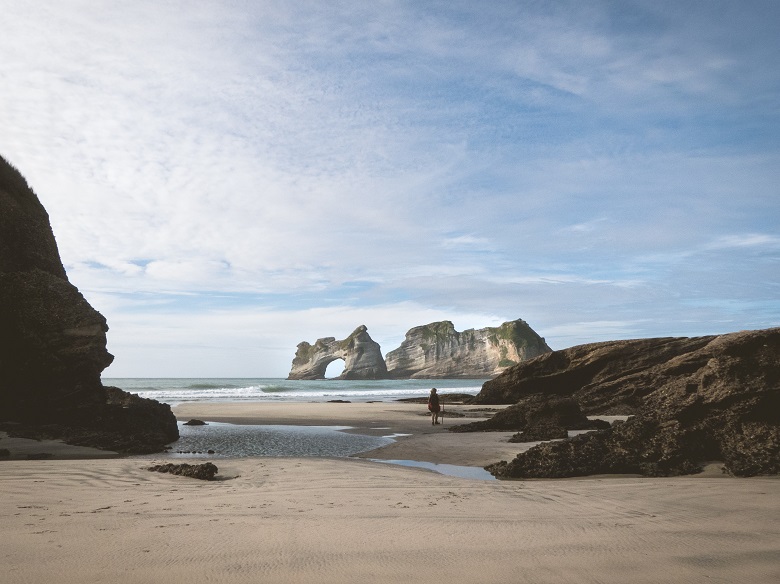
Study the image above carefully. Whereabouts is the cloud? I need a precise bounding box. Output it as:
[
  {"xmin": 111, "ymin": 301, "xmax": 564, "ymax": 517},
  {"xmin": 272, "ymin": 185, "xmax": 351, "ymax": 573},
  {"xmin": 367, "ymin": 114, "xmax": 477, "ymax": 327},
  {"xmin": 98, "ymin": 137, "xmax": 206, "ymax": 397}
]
[
  {"xmin": 99, "ymin": 299, "xmax": 505, "ymax": 377},
  {"xmin": 705, "ymin": 234, "xmax": 780, "ymax": 251},
  {"xmin": 1, "ymin": 1, "xmax": 778, "ymax": 375}
]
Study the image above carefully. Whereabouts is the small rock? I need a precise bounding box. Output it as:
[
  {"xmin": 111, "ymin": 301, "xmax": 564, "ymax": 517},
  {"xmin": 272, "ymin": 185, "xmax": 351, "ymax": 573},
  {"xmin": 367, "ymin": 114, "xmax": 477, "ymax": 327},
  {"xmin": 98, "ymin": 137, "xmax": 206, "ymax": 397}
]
[
  {"xmin": 147, "ymin": 462, "xmax": 219, "ymax": 481},
  {"xmin": 183, "ymin": 419, "xmax": 208, "ymax": 426}
]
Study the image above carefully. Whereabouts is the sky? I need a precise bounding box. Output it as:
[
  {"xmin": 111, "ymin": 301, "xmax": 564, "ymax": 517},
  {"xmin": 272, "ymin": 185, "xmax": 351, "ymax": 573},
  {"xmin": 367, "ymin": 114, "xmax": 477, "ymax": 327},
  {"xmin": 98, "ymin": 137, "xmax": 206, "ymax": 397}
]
[{"xmin": 1, "ymin": 0, "xmax": 778, "ymax": 377}]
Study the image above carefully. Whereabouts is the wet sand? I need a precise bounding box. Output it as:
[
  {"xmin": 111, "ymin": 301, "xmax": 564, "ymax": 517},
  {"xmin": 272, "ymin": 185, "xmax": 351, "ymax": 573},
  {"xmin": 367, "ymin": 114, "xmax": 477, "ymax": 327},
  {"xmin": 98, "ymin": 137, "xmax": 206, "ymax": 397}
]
[{"xmin": 172, "ymin": 400, "xmax": 523, "ymax": 467}]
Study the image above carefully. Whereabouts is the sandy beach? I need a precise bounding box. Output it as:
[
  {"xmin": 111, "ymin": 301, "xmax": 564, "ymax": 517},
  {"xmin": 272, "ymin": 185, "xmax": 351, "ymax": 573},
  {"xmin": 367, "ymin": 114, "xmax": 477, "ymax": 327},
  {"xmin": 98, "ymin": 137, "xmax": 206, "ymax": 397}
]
[
  {"xmin": 172, "ymin": 400, "xmax": 527, "ymax": 467},
  {"xmin": 2, "ymin": 401, "xmax": 779, "ymax": 583}
]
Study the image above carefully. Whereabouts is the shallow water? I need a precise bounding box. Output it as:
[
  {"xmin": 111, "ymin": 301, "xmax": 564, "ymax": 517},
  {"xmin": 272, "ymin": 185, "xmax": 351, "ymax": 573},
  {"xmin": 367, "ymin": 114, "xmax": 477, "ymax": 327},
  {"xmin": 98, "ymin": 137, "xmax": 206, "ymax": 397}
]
[
  {"xmin": 137, "ymin": 422, "xmax": 492, "ymax": 480},
  {"xmin": 148, "ymin": 422, "xmax": 393, "ymax": 458},
  {"xmin": 370, "ymin": 459, "xmax": 496, "ymax": 481}
]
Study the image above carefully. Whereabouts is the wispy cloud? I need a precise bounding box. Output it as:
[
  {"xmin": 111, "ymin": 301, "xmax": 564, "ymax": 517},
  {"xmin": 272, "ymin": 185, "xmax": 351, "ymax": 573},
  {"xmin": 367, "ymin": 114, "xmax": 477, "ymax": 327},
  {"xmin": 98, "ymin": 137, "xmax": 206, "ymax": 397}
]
[
  {"xmin": 1, "ymin": 1, "xmax": 778, "ymax": 375},
  {"xmin": 704, "ymin": 234, "xmax": 780, "ymax": 251}
]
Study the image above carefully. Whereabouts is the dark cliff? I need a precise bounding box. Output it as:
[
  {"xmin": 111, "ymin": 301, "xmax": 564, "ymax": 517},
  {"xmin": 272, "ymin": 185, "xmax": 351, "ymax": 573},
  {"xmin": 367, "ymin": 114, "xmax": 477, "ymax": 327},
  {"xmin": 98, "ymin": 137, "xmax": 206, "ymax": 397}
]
[{"xmin": 0, "ymin": 156, "xmax": 178, "ymax": 453}]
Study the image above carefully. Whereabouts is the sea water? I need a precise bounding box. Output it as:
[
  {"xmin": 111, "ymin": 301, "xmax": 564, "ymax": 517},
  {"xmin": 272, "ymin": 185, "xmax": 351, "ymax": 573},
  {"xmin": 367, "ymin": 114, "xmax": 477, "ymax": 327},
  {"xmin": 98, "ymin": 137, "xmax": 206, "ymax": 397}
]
[{"xmin": 103, "ymin": 377, "xmax": 486, "ymax": 405}]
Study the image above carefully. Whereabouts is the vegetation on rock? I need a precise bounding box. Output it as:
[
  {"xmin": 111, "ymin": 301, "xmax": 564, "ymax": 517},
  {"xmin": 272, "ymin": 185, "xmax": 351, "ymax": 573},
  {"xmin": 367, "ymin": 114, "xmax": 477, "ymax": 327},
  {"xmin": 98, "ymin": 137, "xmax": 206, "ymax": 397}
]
[
  {"xmin": 288, "ymin": 325, "xmax": 388, "ymax": 380},
  {"xmin": 385, "ymin": 319, "xmax": 551, "ymax": 379}
]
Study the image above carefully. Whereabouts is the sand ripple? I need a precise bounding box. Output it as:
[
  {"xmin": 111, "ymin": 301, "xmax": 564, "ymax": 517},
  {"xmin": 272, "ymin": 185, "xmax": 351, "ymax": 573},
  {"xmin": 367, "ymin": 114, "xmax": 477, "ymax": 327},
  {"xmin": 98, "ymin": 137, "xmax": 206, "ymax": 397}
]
[{"xmin": 2, "ymin": 458, "xmax": 779, "ymax": 583}]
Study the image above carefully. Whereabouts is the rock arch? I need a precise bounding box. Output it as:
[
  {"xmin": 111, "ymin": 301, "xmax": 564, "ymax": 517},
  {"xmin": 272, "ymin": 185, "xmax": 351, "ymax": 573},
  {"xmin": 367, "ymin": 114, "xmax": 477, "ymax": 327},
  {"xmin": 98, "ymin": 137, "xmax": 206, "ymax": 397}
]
[
  {"xmin": 287, "ymin": 325, "xmax": 388, "ymax": 380},
  {"xmin": 324, "ymin": 358, "xmax": 347, "ymax": 378}
]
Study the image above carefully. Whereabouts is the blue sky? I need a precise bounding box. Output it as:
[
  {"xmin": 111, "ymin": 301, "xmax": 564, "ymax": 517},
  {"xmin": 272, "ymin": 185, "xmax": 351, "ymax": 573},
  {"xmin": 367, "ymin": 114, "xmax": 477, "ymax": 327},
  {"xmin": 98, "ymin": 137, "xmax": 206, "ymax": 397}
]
[{"xmin": 1, "ymin": 0, "xmax": 778, "ymax": 377}]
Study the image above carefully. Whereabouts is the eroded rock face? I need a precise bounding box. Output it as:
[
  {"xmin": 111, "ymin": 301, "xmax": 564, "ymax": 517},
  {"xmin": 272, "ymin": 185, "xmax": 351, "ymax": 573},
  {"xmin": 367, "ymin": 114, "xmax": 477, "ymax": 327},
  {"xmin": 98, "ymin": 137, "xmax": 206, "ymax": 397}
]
[
  {"xmin": 0, "ymin": 156, "xmax": 178, "ymax": 452},
  {"xmin": 0, "ymin": 269, "xmax": 113, "ymax": 417},
  {"xmin": 450, "ymin": 394, "xmax": 608, "ymax": 434},
  {"xmin": 0, "ymin": 157, "xmax": 67, "ymax": 278},
  {"xmin": 288, "ymin": 325, "xmax": 388, "ymax": 380},
  {"xmin": 385, "ymin": 320, "xmax": 551, "ymax": 379},
  {"xmin": 482, "ymin": 328, "xmax": 780, "ymax": 478},
  {"xmin": 472, "ymin": 335, "xmax": 718, "ymax": 412}
]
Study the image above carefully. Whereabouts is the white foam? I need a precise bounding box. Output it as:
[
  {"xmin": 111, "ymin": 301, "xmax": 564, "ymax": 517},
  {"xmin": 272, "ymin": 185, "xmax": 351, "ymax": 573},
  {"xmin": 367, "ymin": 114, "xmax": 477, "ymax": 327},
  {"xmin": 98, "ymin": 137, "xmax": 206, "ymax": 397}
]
[{"xmin": 106, "ymin": 377, "xmax": 486, "ymax": 406}]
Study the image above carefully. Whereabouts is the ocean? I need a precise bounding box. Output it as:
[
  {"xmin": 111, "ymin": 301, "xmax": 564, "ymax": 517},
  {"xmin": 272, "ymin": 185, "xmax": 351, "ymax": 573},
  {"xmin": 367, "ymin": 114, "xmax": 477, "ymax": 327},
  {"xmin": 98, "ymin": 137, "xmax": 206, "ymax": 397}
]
[{"xmin": 103, "ymin": 377, "xmax": 487, "ymax": 405}]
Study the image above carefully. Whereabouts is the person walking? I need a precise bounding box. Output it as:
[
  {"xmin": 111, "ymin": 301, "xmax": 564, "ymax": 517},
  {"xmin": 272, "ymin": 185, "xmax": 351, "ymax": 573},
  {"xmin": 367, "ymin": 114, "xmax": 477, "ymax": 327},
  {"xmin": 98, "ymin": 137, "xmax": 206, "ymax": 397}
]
[{"xmin": 428, "ymin": 387, "xmax": 441, "ymax": 425}]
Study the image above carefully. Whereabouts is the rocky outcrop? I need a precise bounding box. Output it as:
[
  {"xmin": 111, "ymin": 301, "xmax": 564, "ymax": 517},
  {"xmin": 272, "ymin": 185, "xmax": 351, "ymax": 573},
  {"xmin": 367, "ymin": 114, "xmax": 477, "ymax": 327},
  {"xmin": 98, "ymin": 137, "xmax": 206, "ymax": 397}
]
[
  {"xmin": 480, "ymin": 327, "xmax": 780, "ymax": 478},
  {"xmin": 472, "ymin": 335, "xmax": 718, "ymax": 412},
  {"xmin": 509, "ymin": 424, "xmax": 569, "ymax": 442},
  {"xmin": 0, "ymin": 155, "xmax": 178, "ymax": 453},
  {"xmin": 385, "ymin": 320, "xmax": 551, "ymax": 379},
  {"xmin": 288, "ymin": 325, "xmax": 388, "ymax": 380},
  {"xmin": 450, "ymin": 394, "xmax": 609, "ymax": 434}
]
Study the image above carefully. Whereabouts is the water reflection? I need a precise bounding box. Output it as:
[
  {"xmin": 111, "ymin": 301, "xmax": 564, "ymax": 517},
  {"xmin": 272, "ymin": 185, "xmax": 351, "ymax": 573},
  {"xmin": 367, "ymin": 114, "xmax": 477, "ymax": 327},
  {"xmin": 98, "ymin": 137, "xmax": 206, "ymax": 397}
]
[
  {"xmin": 160, "ymin": 422, "xmax": 393, "ymax": 458},
  {"xmin": 370, "ymin": 458, "xmax": 496, "ymax": 480},
  {"xmin": 139, "ymin": 422, "xmax": 494, "ymax": 481}
]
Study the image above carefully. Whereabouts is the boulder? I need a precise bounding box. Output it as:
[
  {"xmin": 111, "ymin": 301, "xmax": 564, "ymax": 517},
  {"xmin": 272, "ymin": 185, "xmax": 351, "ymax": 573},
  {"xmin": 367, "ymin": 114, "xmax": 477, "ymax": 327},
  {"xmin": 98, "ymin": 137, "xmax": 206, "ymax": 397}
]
[
  {"xmin": 450, "ymin": 394, "xmax": 601, "ymax": 432},
  {"xmin": 450, "ymin": 394, "xmax": 609, "ymax": 447},
  {"xmin": 148, "ymin": 462, "xmax": 219, "ymax": 481},
  {"xmin": 288, "ymin": 325, "xmax": 388, "ymax": 380},
  {"xmin": 0, "ymin": 155, "xmax": 178, "ymax": 453},
  {"xmin": 487, "ymin": 418, "xmax": 710, "ymax": 478},
  {"xmin": 385, "ymin": 319, "xmax": 551, "ymax": 379}
]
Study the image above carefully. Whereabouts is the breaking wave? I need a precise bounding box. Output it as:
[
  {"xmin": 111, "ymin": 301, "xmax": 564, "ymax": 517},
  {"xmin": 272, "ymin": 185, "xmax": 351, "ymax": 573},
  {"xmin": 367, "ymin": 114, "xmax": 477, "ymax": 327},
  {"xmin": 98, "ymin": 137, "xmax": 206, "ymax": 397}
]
[{"xmin": 104, "ymin": 377, "xmax": 485, "ymax": 405}]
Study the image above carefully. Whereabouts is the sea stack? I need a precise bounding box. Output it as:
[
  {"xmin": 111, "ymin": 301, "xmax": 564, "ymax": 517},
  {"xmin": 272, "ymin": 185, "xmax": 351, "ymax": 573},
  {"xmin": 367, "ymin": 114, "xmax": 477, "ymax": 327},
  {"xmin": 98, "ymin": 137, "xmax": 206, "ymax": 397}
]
[
  {"xmin": 288, "ymin": 325, "xmax": 389, "ymax": 380},
  {"xmin": 385, "ymin": 319, "xmax": 552, "ymax": 378}
]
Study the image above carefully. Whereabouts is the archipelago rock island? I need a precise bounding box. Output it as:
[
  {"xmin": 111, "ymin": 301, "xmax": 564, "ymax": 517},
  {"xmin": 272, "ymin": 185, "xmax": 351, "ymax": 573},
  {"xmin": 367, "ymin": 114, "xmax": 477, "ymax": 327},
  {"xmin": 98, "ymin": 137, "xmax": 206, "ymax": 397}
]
[{"xmin": 287, "ymin": 319, "xmax": 552, "ymax": 380}]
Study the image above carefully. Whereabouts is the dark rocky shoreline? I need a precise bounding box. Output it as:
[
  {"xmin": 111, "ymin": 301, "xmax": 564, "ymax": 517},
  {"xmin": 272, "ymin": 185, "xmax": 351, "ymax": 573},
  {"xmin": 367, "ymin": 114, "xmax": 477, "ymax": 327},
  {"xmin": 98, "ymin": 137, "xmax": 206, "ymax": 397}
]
[{"xmin": 458, "ymin": 327, "xmax": 780, "ymax": 479}]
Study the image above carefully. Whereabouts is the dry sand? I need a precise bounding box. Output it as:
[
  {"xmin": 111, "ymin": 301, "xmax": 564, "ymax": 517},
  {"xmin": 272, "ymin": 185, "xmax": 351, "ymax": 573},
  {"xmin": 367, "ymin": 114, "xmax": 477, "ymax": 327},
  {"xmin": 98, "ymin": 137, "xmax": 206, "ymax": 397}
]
[{"xmin": 2, "ymin": 401, "xmax": 779, "ymax": 583}]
